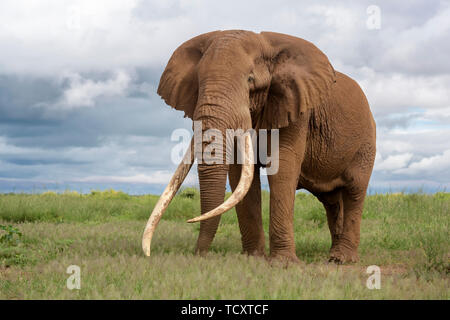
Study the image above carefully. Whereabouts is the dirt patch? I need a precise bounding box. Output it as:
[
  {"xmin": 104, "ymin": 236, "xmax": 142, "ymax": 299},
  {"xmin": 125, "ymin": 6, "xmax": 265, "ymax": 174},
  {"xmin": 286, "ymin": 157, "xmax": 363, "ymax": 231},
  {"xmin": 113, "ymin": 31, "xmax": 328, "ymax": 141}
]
[{"xmin": 0, "ymin": 265, "xmax": 32, "ymax": 281}]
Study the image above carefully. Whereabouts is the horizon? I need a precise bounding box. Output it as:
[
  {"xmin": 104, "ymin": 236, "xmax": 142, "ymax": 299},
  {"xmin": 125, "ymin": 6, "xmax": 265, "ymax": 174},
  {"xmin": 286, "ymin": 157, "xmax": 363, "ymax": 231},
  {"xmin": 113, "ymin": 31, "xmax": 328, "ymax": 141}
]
[{"xmin": 1, "ymin": 180, "xmax": 448, "ymax": 195}]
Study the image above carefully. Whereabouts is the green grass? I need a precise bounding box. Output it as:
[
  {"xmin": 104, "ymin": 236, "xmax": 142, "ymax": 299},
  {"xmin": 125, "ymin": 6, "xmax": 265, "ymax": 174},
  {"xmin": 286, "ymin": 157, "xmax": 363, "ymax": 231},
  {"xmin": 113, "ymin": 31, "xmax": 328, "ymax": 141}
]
[{"xmin": 0, "ymin": 189, "xmax": 448, "ymax": 299}]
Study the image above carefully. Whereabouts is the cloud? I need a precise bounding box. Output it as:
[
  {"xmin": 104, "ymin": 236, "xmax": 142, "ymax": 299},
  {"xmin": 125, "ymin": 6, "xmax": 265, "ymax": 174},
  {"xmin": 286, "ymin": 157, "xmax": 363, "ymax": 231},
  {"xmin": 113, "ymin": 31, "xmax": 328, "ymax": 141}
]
[
  {"xmin": 375, "ymin": 153, "xmax": 413, "ymax": 171},
  {"xmin": 373, "ymin": 4, "xmax": 450, "ymax": 75},
  {"xmin": 358, "ymin": 72, "xmax": 450, "ymax": 115},
  {"xmin": 421, "ymin": 107, "xmax": 450, "ymax": 125},
  {"xmin": 0, "ymin": 73, "xmax": 191, "ymax": 149},
  {"xmin": 377, "ymin": 140, "xmax": 413, "ymax": 154},
  {"xmin": 59, "ymin": 70, "xmax": 131, "ymax": 108},
  {"xmin": 377, "ymin": 128, "xmax": 450, "ymax": 159},
  {"xmin": 0, "ymin": 0, "xmax": 144, "ymax": 76},
  {"xmin": 394, "ymin": 149, "xmax": 450, "ymax": 178},
  {"xmin": 372, "ymin": 126, "xmax": 450, "ymax": 187},
  {"xmin": 75, "ymin": 171, "xmax": 197, "ymax": 185},
  {"xmin": 0, "ymin": 0, "xmax": 449, "ymax": 193}
]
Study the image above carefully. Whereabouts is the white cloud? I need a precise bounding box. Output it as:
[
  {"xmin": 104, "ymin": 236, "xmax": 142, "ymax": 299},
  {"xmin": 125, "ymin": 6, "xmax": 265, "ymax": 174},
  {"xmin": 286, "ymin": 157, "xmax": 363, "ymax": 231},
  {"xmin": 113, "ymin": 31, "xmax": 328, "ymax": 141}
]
[
  {"xmin": 60, "ymin": 70, "xmax": 131, "ymax": 108},
  {"xmin": 0, "ymin": 0, "xmax": 158, "ymax": 75},
  {"xmin": 395, "ymin": 149, "xmax": 450, "ymax": 176},
  {"xmin": 374, "ymin": 4, "xmax": 450, "ymax": 75},
  {"xmin": 377, "ymin": 140, "xmax": 413, "ymax": 154},
  {"xmin": 377, "ymin": 128, "xmax": 450, "ymax": 158},
  {"xmin": 375, "ymin": 152, "xmax": 413, "ymax": 171},
  {"xmin": 75, "ymin": 171, "xmax": 197, "ymax": 185},
  {"xmin": 353, "ymin": 69, "xmax": 450, "ymax": 116},
  {"xmin": 420, "ymin": 107, "xmax": 450, "ymax": 125}
]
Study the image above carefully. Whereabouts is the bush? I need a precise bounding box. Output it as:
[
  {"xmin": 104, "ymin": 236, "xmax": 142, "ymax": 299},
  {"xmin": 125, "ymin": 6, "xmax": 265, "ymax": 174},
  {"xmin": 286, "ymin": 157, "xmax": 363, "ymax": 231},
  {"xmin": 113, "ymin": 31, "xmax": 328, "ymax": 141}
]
[
  {"xmin": 434, "ymin": 192, "xmax": 450, "ymax": 201},
  {"xmin": 0, "ymin": 224, "xmax": 22, "ymax": 246},
  {"xmin": 178, "ymin": 187, "xmax": 199, "ymax": 199},
  {"xmin": 89, "ymin": 189, "xmax": 130, "ymax": 200}
]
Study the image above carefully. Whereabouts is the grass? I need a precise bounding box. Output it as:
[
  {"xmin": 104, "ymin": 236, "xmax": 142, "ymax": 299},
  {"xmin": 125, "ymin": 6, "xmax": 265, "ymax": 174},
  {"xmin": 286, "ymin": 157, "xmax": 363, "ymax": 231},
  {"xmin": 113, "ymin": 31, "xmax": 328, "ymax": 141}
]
[{"xmin": 0, "ymin": 189, "xmax": 448, "ymax": 299}]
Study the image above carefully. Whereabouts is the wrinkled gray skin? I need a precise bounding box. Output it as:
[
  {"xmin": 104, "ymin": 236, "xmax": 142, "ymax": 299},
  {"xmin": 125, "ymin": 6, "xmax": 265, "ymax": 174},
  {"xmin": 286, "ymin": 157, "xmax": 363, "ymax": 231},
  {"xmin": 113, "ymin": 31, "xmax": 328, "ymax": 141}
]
[{"xmin": 158, "ymin": 30, "xmax": 376, "ymax": 263}]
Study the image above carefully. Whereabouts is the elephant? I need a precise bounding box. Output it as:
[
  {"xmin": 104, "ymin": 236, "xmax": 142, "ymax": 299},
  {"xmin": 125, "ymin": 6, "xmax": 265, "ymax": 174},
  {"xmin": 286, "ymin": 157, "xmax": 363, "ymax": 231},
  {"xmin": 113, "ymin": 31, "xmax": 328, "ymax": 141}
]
[{"xmin": 142, "ymin": 30, "xmax": 376, "ymax": 264}]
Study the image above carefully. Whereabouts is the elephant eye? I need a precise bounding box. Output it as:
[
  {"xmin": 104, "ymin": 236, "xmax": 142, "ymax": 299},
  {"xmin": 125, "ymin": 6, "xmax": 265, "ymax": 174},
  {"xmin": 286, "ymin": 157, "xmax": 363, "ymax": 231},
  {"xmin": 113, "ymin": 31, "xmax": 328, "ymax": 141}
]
[{"xmin": 248, "ymin": 74, "xmax": 255, "ymax": 83}]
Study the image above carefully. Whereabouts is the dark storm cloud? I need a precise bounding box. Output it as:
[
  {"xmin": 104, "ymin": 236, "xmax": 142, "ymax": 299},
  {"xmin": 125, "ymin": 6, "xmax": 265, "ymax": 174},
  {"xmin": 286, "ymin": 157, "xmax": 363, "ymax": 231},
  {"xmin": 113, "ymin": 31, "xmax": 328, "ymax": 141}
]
[
  {"xmin": 374, "ymin": 112, "xmax": 422, "ymax": 129},
  {"xmin": 0, "ymin": 75, "xmax": 61, "ymax": 124},
  {"xmin": 3, "ymin": 157, "xmax": 87, "ymax": 166},
  {"xmin": 0, "ymin": 67, "xmax": 191, "ymax": 190},
  {"xmin": 0, "ymin": 72, "xmax": 190, "ymax": 150}
]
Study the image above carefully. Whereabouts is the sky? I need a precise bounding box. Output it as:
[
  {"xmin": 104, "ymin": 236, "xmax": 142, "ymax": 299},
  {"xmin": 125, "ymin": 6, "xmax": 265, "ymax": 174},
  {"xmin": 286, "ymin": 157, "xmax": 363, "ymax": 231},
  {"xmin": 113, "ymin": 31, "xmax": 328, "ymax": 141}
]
[{"xmin": 0, "ymin": 0, "xmax": 449, "ymax": 194}]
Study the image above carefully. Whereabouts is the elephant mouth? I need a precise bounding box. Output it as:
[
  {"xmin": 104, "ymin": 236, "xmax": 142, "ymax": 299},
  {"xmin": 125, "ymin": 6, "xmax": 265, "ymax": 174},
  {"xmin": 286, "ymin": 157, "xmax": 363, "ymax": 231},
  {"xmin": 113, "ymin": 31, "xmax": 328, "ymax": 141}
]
[{"xmin": 141, "ymin": 134, "xmax": 254, "ymax": 257}]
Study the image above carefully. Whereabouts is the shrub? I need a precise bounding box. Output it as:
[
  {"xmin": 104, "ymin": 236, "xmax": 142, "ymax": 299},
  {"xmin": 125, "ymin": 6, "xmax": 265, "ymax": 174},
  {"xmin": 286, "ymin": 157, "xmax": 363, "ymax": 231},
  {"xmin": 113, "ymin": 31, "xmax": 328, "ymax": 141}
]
[
  {"xmin": 0, "ymin": 224, "xmax": 22, "ymax": 246},
  {"xmin": 178, "ymin": 187, "xmax": 199, "ymax": 199},
  {"xmin": 89, "ymin": 189, "xmax": 130, "ymax": 200}
]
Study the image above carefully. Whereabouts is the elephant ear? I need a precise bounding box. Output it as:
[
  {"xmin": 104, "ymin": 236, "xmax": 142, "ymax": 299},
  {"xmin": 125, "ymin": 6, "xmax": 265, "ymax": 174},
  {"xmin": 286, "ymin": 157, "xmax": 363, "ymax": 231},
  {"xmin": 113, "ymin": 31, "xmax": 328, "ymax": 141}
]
[
  {"xmin": 257, "ymin": 32, "xmax": 336, "ymax": 129},
  {"xmin": 157, "ymin": 31, "xmax": 220, "ymax": 119}
]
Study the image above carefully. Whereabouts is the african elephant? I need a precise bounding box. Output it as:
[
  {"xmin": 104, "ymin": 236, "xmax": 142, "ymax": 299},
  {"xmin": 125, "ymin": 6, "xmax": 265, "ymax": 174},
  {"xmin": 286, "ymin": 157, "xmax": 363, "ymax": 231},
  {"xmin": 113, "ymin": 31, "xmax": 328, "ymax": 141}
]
[{"xmin": 142, "ymin": 30, "xmax": 376, "ymax": 264}]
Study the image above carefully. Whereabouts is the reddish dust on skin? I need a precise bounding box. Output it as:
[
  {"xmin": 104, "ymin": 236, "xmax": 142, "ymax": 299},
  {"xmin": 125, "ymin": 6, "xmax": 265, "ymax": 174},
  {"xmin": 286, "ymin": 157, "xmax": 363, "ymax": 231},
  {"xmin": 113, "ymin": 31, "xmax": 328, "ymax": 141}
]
[{"xmin": 148, "ymin": 30, "xmax": 376, "ymax": 263}]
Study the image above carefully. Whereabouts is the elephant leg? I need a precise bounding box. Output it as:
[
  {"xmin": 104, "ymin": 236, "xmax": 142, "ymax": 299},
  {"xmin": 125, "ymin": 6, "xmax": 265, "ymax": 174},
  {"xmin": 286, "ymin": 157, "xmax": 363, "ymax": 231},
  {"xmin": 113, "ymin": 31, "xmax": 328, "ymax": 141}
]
[
  {"xmin": 267, "ymin": 156, "xmax": 302, "ymax": 263},
  {"xmin": 328, "ymin": 186, "xmax": 366, "ymax": 264},
  {"xmin": 316, "ymin": 189, "xmax": 344, "ymax": 260},
  {"xmin": 229, "ymin": 164, "xmax": 265, "ymax": 256},
  {"xmin": 266, "ymin": 121, "xmax": 307, "ymax": 263}
]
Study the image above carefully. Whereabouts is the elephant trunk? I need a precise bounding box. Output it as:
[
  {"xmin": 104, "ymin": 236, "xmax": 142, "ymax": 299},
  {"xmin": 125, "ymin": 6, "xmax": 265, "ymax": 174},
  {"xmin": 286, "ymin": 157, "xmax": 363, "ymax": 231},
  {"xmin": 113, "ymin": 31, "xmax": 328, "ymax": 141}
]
[
  {"xmin": 192, "ymin": 82, "xmax": 254, "ymax": 253},
  {"xmin": 192, "ymin": 132, "xmax": 254, "ymax": 254},
  {"xmin": 189, "ymin": 134, "xmax": 254, "ymax": 223},
  {"xmin": 194, "ymin": 162, "xmax": 228, "ymax": 254}
]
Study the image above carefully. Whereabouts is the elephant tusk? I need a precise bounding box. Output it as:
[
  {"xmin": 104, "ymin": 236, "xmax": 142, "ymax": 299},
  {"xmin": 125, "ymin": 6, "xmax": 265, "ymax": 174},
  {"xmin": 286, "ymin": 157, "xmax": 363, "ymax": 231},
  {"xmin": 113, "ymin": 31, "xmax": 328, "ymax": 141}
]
[
  {"xmin": 187, "ymin": 133, "xmax": 254, "ymax": 223},
  {"xmin": 142, "ymin": 138, "xmax": 194, "ymax": 257}
]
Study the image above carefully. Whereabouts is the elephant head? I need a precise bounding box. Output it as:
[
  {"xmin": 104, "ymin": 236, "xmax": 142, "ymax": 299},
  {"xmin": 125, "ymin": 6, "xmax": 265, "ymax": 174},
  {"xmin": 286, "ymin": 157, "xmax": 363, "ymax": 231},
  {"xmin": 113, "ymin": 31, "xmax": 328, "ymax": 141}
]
[{"xmin": 142, "ymin": 30, "xmax": 335, "ymax": 256}]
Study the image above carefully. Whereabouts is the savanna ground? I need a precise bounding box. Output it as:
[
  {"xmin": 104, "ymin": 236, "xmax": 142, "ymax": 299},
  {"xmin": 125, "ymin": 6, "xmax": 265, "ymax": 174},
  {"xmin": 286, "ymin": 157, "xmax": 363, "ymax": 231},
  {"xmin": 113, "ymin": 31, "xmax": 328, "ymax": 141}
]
[{"xmin": 0, "ymin": 188, "xmax": 448, "ymax": 299}]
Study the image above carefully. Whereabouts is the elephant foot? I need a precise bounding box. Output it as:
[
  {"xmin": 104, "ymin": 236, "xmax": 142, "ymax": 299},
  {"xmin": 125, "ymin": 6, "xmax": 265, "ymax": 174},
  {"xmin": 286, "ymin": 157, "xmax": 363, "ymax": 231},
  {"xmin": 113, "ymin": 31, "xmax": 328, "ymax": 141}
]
[
  {"xmin": 243, "ymin": 250, "xmax": 266, "ymax": 259},
  {"xmin": 194, "ymin": 246, "xmax": 210, "ymax": 257},
  {"xmin": 268, "ymin": 251, "xmax": 302, "ymax": 267},
  {"xmin": 242, "ymin": 245, "xmax": 266, "ymax": 257},
  {"xmin": 328, "ymin": 247, "xmax": 359, "ymax": 264}
]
